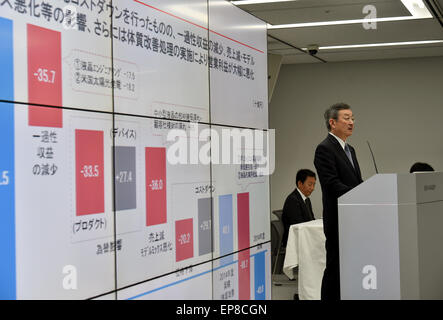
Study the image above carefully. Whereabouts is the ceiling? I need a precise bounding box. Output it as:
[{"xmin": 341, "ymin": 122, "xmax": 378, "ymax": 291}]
[{"xmin": 232, "ymin": 0, "xmax": 443, "ymax": 63}]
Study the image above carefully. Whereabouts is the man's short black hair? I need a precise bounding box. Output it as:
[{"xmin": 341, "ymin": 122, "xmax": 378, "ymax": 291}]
[
  {"xmin": 409, "ymin": 162, "xmax": 434, "ymax": 173},
  {"xmin": 296, "ymin": 169, "xmax": 316, "ymax": 185}
]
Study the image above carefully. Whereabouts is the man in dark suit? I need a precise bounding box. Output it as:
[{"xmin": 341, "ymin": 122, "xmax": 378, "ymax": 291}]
[
  {"xmin": 281, "ymin": 169, "xmax": 316, "ymax": 246},
  {"xmin": 314, "ymin": 102, "xmax": 363, "ymax": 300}
]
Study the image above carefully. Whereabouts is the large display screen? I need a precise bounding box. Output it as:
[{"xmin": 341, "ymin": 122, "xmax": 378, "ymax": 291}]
[{"xmin": 0, "ymin": 0, "xmax": 270, "ymax": 300}]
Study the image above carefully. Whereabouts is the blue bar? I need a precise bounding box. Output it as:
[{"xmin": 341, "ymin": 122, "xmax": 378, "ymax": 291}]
[
  {"xmin": 219, "ymin": 194, "xmax": 233, "ymax": 265},
  {"xmin": 254, "ymin": 251, "xmax": 266, "ymax": 300},
  {"xmin": 0, "ymin": 17, "xmax": 14, "ymax": 101},
  {"xmin": 0, "ymin": 17, "xmax": 16, "ymax": 300}
]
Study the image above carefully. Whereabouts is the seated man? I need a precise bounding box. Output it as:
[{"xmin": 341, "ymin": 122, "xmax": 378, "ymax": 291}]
[{"xmin": 282, "ymin": 169, "xmax": 317, "ymax": 246}]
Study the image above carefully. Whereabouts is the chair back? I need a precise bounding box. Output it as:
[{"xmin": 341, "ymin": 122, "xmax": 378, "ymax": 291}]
[
  {"xmin": 272, "ymin": 209, "xmax": 283, "ymax": 222},
  {"xmin": 271, "ymin": 221, "xmax": 279, "ymax": 269},
  {"xmin": 271, "ymin": 219, "xmax": 285, "ymax": 274}
]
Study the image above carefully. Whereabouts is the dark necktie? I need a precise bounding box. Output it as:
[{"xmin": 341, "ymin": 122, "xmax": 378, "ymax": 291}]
[
  {"xmin": 305, "ymin": 198, "xmax": 314, "ymax": 220},
  {"xmin": 344, "ymin": 144, "xmax": 355, "ymax": 168}
]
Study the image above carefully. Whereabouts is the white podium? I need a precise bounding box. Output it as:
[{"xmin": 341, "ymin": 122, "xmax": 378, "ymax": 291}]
[{"xmin": 338, "ymin": 172, "xmax": 443, "ymax": 299}]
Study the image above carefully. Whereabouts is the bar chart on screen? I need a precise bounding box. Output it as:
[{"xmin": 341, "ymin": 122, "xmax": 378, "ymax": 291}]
[{"xmin": 0, "ymin": 0, "xmax": 270, "ymax": 300}]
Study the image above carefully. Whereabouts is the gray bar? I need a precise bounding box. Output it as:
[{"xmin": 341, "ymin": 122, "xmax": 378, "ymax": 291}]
[
  {"xmin": 198, "ymin": 197, "xmax": 212, "ymax": 256},
  {"xmin": 114, "ymin": 146, "xmax": 136, "ymax": 211}
]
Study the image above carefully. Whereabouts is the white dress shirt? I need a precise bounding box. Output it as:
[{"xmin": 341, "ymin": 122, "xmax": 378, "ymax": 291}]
[
  {"xmin": 329, "ymin": 132, "xmax": 346, "ymax": 150},
  {"xmin": 296, "ymin": 187, "xmax": 307, "ymax": 202}
]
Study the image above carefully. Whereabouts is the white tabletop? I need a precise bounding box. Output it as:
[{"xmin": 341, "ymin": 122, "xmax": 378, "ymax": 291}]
[{"xmin": 282, "ymin": 219, "xmax": 326, "ymax": 300}]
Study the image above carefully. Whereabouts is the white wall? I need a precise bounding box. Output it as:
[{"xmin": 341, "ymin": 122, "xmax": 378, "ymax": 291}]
[{"xmin": 269, "ymin": 56, "xmax": 443, "ymax": 217}]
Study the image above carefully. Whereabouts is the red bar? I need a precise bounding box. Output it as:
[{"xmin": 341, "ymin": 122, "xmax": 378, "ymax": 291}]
[
  {"xmin": 27, "ymin": 24, "xmax": 63, "ymax": 127},
  {"xmin": 75, "ymin": 130, "xmax": 104, "ymax": 216},
  {"xmin": 175, "ymin": 218, "xmax": 194, "ymax": 262},
  {"xmin": 237, "ymin": 192, "xmax": 250, "ymax": 250},
  {"xmin": 237, "ymin": 192, "xmax": 250, "ymax": 299},
  {"xmin": 238, "ymin": 250, "xmax": 250, "ymax": 300},
  {"xmin": 145, "ymin": 147, "xmax": 167, "ymax": 226}
]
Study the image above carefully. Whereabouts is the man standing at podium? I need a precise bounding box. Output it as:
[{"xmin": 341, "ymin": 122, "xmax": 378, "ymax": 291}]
[{"xmin": 314, "ymin": 103, "xmax": 363, "ymax": 300}]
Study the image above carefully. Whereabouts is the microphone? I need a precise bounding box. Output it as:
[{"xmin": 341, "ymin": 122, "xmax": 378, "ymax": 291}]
[{"xmin": 366, "ymin": 141, "xmax": 379, "ymax": 174}]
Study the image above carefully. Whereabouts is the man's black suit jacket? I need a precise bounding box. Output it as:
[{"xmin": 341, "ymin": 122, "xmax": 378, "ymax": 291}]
[
  {"xmin": 281, "ymin": 188, "xmax": 314, "ymax": 246},
  {"xmin": 314, "ymin": 134, "xmax": 363, "ymax": 300}
]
